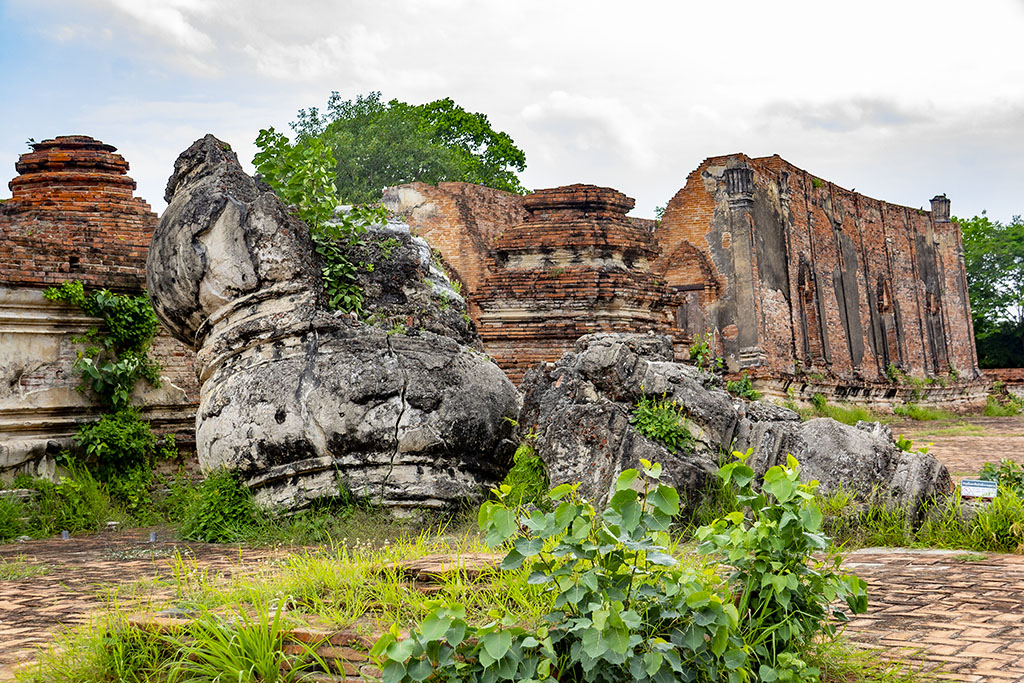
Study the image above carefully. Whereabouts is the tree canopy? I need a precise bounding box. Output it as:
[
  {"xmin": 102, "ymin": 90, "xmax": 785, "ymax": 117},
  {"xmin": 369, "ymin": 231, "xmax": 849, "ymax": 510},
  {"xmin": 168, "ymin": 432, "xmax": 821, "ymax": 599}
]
[
  {"xmin": 957, "ymin": 212, "xmax": 1024, "ymax": 368},
  {"xmin": 286, "ymin": 91, "xmax": 527, "ymax": 204}
]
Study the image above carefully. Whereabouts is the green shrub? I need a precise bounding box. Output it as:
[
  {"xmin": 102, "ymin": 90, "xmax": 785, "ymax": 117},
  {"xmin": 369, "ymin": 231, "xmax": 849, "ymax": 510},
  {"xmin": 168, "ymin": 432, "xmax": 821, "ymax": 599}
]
[
  {"xmin": 725, "ymin": 372, "xmax": 761, "ymax": 400},
  {"xmin": 980, "ymin": 459, "xmax": 1024, "ymax": 494},
  {"xmin": 698, "ymin": 451, "xmax": 868, "ymax": 676},
  {"xmin": 74, "ymin": 409, "xmax": 160, "ymax": 521},
  {"xmin": 179, "ymin": 469, "xmax": 263, "ymax": 543},
  {"xmin": 630, "ymin": 394, "xmax": 694, "ymax": 453},
  {"xmin": 378, "ymin": 455, "xmax": 867, "ymax": 683},
  {"xmin": 501, "ymin": 435, "xmax": 549, "ymax": 508},
  {"xmin": 688, "ymin": 331, "xmax": 723, "ymax": 374},
  {"xmin": 984, "ymin": 394, "xmax": 1022, "ymax": 417}
]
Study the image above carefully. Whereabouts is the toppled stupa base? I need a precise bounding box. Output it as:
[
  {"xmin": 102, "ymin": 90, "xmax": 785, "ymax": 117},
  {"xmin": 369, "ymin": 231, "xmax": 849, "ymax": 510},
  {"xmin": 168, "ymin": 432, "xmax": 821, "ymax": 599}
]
[
  {"xmin": 519, "ymin": 333, "xmax": 952, "ymax": 517},
  {"xmin": 146, "ymin": 135, "xmax": 519, "ymax": 511}
]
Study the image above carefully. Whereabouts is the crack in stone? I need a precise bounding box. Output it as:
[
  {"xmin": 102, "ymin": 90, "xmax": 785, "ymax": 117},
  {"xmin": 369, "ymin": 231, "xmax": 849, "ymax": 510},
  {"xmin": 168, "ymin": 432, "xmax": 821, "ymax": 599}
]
[{"xmin": 380, "ymin": 335, "xmax": 408, "ymax": 504}]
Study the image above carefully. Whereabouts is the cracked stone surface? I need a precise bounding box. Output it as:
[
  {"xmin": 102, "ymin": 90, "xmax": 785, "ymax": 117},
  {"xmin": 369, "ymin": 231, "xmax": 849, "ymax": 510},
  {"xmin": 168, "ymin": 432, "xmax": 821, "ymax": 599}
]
[
  {"xmin": 520, "ymin": 333, "xmax": 952, "ymax": 513},
  {"xmin": 146, "ymin": 135, "xmax": 519, "ymax": 510}
]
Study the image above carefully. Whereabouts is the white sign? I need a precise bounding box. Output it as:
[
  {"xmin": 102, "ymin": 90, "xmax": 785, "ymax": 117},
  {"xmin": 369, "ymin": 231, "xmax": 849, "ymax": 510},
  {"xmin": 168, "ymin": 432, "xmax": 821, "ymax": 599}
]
[{"xmin": 961, "ymin": 479, "xmax": 998, "ymax": 500}]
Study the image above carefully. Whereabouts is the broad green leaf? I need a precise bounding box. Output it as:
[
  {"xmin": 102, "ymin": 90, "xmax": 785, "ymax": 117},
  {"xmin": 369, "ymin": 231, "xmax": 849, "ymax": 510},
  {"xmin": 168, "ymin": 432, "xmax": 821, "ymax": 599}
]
[
  {"xmin": 650, "ymin": 485, "xmax": 680, "ymax": 515},
  {"xmin": 482, "ymin": 630, "xmax": 512, "ymax": 660},
  {"xmin": 616, "ymin": 469, "xmax": 640, "ymax": 491},
  {"xmin": 549, "ymin": 483, "xmax": 573, "ymax": 500}
]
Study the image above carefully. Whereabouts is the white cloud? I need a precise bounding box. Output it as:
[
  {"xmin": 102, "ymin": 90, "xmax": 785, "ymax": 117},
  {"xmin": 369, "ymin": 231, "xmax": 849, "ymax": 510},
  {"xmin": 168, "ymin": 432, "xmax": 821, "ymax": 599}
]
[
  {"xmin": 102, "ymin": 0, "xmax": 214, "ymax": 53},
  {"xmin": 522, "ymin": 91, "xmax": 658, "ymax": 170}
]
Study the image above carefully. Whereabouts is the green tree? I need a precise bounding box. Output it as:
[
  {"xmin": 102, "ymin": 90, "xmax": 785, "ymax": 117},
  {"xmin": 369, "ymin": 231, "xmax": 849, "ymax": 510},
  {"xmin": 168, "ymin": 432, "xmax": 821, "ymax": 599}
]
[
  {"xmin": 288, "ymin": 91, "xmax": 527, "ymax": 203},
  {"xmin": 956, "ymin": 212, "xmax": 1024, "ymax": 367}
]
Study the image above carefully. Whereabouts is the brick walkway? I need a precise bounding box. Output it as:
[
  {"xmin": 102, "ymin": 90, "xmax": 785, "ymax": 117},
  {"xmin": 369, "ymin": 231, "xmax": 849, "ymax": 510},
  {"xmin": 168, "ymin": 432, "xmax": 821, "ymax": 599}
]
[
  {"xmin": 0, "ymin": 528, "xmax": 284, "ymax": 680},
  {"xmin": 844, "ymin": 548, "xmax": 1024, "ymax": 681}
]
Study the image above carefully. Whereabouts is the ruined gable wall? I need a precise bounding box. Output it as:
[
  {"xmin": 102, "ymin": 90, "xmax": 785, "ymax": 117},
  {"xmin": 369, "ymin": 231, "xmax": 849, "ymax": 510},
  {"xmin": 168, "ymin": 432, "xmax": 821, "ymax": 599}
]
[
  {"xmin": 0, "ymin": 137, "xmax": 198, "ymax": 479},
  {"xmin": 657, "ymin": 153, "xmax": 982, "ymax": 405}
]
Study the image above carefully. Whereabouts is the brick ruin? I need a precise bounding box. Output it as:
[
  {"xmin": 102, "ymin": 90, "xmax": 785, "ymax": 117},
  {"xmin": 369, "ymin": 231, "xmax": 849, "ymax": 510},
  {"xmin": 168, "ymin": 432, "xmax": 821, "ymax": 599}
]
[
  {"xmin": 0, "ymin": 136, "xmax": 198, "ymax": 480},
  {"xmin": 0, "ymin": 139, "xmax": 992, "ymax": 480},
  {"xmin": 387, "ymin": 153, "xmax": 987, "ymax": 407}
]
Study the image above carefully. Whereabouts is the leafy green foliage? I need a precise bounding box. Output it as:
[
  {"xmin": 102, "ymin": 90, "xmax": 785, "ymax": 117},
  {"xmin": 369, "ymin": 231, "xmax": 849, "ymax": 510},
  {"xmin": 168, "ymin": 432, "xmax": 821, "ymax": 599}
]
[
  {"xmin": 290, "ymin": 91, "xmax": 527, "ymax": 204},
  {"xmin": 980, "ymin": 459, "xmax": 1024, "ymax": 495},
  {"xmin": 688, "ymin": 331, "xmax": 723, "ymax": 374},
  {"xmin": 697, "ymin": 451, "xmax": 868, "ymax": 679},
  {"xmin": 726, "ymin": 372, "xmax": 761, "ymax": 400},
  {"xmin": 252, "ymin": 127, "xmax": 388, "ymax": 315},
  {"xmin": 956, "ymin": 212, "xmax": 1024, "ymax": 367},
  {"xmin": 178, "ymin": 469, "xmax": 263, "ymax": 543},
  {"xmin": 20, "ymin": 463, "xmax": 110, "ymax": 536},
  {"xmin": 72, "ymin": 409, "xmax": 173, "ymax": 521},
  {"xmin": 378, "ymin": 456, "xmax": 866, "ymax": 683},
  {"xmin": 253, "ymin": 127, "xmax": 341, "ymax": 233},
  {"xmin": 631, "ymin": 394, "xmax": 695, "ymax": 453},
  {"xmin": 501, "ymin": 434, "xmax": 549, "ymax": 508},
  {"xmin": 44, "ymin": 282, "xmax": 161, "ymax": 410}
]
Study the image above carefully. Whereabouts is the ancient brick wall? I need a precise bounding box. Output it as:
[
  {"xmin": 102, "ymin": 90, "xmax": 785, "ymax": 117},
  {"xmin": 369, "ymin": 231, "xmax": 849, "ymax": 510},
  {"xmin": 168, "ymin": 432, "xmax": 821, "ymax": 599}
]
[
  {"xmin": 656, "ymin": 153, "xmax": 984, "ymax": 406},
  {"xmin": 386, "ymin": 161, "xmax": 982, "ymax": 406},
  {"xmin": 0, "ymin": 136, "xmax": 198, "ymax": 479},
  {"xmin": 394, "ymin": 182, "xmax": 676, "ymax": 383},
  {"xmin": 382, "ymin": 182, "xmax": 527, "ymax": 319}
]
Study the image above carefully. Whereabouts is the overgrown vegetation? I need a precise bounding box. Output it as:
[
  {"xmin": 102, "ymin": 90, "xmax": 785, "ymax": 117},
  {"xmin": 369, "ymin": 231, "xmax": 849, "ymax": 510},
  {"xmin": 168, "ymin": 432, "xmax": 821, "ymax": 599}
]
[
  {"xmin": 726, "ymin": 371, "xmax": 761, "ymax": 401},
  {"xmin": 891, "ymin": 403, "xmax": 955, "ymax": 421},
  {"xmin": 804, "ymin": 394, "xmax": 878, "ymax": 426},
  {"xmin": 984, "ymin": 384, "xmax": 1023, "ymax": 416},
  {"xmin": 688, "ymin": 331, "xmax": 724, "ymax": 374},
  {"xmin": 253, "ymin": 127, "xmax": 388, "ymax": 316},
  {"xmin": 43, "ymin": 282, "xmax": 161, "ymax": 410},
  {"xmin": 631, "ymin": 394, "xmax": 695, "ymax": 453},
  {"xmin": 499, "ymin": 433, "xmax": 548, "ymax": 509},
  {"xmin": 17, "ymin": 456, "xmax": 946, "ymax": 683},
  {"xmin": 379, "ymin": 454, "xmax": 866, "ymax": 682},
  {"xmin": 4, "ymin": 282, "xmax": 175, "ymax": 539}
]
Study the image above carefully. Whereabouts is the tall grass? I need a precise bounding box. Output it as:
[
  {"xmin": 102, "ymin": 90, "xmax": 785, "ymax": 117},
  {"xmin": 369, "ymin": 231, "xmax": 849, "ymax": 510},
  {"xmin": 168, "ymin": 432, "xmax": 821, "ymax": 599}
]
[
  {"xmin": 821, "ymin": 485, "xmax": 1024, "ymax": 554},
  {"xmin": 892, "ymin": 403, "xmax": 956, "ymax": 421}
]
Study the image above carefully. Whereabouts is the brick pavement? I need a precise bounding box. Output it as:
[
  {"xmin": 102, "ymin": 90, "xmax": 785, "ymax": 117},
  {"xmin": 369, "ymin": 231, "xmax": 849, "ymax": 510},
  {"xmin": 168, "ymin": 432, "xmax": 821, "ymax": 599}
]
[
  {"xmin": 842, "ymin": 548, "xmax": 1024, "ymax": 682},
  {"xmin": 891, "ymin": 416, "xmax": 1024, "ymax": 479},
  {"xmin": 0, "ymin": 528, "xmax": 284, "ymax": 680}
]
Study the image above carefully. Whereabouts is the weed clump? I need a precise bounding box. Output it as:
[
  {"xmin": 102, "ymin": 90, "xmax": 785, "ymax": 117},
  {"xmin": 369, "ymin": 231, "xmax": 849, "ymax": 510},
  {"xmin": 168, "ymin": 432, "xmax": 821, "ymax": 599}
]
[{"xmin": 630, "ymin": 394, "xmax": 694, "ymax": 453}]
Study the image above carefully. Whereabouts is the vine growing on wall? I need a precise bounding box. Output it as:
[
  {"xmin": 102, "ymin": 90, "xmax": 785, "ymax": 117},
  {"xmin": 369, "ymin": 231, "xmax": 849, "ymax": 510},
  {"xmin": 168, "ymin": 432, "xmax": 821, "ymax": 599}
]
[
  {"xmin": 44, "ymin": 281, "xmax": 172, "ymax": 520},
  {"xmin": 44, "ymin": 281, "xmax": 162, "ymax": 410}
]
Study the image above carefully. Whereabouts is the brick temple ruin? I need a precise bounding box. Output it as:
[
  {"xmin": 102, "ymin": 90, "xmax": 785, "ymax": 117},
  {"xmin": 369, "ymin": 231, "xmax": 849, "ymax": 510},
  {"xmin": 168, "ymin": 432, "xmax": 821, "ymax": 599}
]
[
  {"xmin": 0, "ymin": 138, "xmax": 991, "ymax": 481},
  {"xmin": 386, "ymin": 153, "xmax": 988, "ymax": 406},
  {"xmin": 0, "ymin": 136, "xmax": 198, "ymax": 479}
]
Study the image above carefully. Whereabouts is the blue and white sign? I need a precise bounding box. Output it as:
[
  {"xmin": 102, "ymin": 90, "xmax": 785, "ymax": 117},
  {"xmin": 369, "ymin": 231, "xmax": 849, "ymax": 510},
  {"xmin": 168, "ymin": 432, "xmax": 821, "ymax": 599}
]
[{"xmin": 960, "ymin": 479, "xmax": 998, "ymax": 500}]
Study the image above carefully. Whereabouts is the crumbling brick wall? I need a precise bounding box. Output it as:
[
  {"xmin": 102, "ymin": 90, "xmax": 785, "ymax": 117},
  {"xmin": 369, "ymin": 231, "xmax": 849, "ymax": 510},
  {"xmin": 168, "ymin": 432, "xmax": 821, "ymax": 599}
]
[
  {"xmin": 0, "ymin": 136, "xmax": 198, "ymax": 479},
  {"xmin": 657, "ymin": 153, "xmax": 981, "ymax": 394},
  {"xmin": 386, "ymin": 159, "xmax": 983, "ymax": 406},
  {"xmin": 382, "ymin": 182, "xmax": 527, "ymax": 319}
]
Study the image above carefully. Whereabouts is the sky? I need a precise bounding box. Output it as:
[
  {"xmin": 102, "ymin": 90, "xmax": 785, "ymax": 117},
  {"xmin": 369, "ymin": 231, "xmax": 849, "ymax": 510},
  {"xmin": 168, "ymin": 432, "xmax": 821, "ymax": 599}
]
[{"xmin": 2, "ymin": 0, "xmax": 1023, "ymax": 222}]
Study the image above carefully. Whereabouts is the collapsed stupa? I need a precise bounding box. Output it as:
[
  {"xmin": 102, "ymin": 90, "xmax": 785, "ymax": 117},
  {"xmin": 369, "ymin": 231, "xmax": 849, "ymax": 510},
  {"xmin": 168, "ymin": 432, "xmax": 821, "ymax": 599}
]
[{"xmin": 146, "ymin": 135, "xmax": 519, "ymax": 510}]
